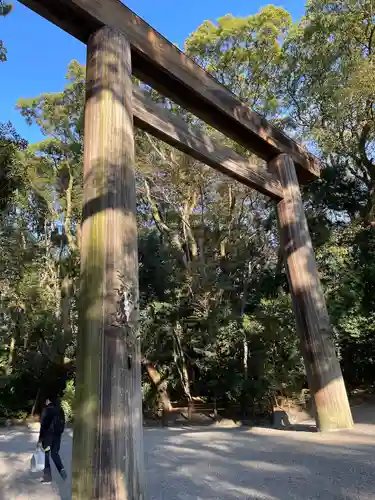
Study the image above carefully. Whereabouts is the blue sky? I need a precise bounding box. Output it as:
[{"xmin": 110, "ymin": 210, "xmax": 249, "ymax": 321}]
[{"xmin": 0, "ymin": 0, "xmax": 306, "ymax": 143}]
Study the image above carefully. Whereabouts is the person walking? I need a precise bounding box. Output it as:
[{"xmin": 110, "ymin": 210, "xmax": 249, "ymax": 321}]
[{"xmin": 38, "ymin": 394, "xmax": 67, "ymax": 484}]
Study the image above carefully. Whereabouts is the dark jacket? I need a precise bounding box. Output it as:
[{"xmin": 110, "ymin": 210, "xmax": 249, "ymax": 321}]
[{"xmin": 38, "ymin": 402, "xmax": 64, "ymax": 447}]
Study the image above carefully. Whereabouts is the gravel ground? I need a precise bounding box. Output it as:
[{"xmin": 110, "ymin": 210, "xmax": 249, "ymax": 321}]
[{"xmin": 0, "ymin": 404, "xmax": 374, "ymax": 500}]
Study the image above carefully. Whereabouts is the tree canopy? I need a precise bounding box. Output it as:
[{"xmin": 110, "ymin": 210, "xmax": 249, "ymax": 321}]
[{"xmin": 0, "ymin": 1, "xmax": 12, "ymax": 62}]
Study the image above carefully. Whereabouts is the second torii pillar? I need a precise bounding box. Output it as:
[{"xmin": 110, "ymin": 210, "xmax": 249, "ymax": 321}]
[{"xmin": 272, "ymin": 153, "xmax": 353, "ymax": 432}]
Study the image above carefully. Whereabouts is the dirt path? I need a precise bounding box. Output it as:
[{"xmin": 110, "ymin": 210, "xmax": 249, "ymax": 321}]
[{"xmin": 1, "ymin": 404, "xmax": 374, "ymax": 499}]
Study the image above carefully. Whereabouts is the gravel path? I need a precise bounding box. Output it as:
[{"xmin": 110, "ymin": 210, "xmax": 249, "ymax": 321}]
[{"xmin": 1, "ymin": 405, "xmax": 375, "ymax": 499}]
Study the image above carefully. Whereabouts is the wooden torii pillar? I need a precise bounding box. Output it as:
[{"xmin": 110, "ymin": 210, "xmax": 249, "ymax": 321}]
[
  {"xmin": 271, "ymin": 154, "xmax": 353, "ymax": 432},
  {"xmin": 72, "ymin": 26, "xmax": 145, "ymax": 499}
]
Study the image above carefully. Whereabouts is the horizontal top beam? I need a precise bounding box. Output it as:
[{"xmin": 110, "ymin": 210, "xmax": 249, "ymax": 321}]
[
  {"xmin": 132, "ymin": 85, "xmax": 283, "ymax": 200},
  {"xmin": 19, "ymin": 0, "xmax": 320, "ymax": 183}
]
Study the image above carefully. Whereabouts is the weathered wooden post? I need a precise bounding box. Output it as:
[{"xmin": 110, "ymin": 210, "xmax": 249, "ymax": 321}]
[
  {"xmin": 272, "ymin": 153, "xmax": 353, "ymax": 432},
  {"xmin": 72, "ymin": 26, "xmax": 145, "ymax": 498}
]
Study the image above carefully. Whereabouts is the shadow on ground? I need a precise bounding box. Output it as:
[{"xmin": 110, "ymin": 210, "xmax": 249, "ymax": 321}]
[{"xmin": 0, "ymin": 404, "xmax": 374, "ymax": 499}]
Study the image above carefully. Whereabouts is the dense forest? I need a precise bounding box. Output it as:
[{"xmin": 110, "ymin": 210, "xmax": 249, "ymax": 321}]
[{"xmin": 1, "ymin": 0, "xmax": 374, "ymax": 422}]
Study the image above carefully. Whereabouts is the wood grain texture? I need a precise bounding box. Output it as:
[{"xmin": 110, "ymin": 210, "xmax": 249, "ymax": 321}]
[
  {"xmin": 132, "ymin": 86, "xmax": 283, "ymax": 199},
  {"xmin": 72, "ymin": 26, "xmax": 145, "ymax": 499},
  {"xmin": 273, "ymin": 154, "xmax": 353, "ymax": 432},
  {"xmin": 19, "ymin": 0, "xmax": 320, "ymax": 183}
]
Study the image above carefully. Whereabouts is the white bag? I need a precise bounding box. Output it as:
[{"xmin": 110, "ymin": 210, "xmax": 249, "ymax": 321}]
[{"xmin": 30, "ymin": 447, "xmax": 45, "ymax": 473}]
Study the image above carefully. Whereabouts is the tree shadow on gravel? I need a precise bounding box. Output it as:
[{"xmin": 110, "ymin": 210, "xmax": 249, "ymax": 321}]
[{"xmin": 1, "ymin": 416, "xmax": 375, "ymax": 500}]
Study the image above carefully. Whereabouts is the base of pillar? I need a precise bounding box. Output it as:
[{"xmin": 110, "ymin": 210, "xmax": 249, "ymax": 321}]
[{"xmin": 314, "ymin": 377, "xmax": 354, "ymax": 432}]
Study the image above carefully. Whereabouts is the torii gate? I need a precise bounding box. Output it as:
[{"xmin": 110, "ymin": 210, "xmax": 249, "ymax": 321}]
[{"xmin": 19, "ymin": 1, "xmax": 353, "ymax": 498}]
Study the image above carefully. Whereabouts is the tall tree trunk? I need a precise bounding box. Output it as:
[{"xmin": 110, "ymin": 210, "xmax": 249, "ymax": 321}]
[
  {"xmin": 72, "ymin": 26, "xmax": 145, "ymax": 499},
  {"xmin": 173, "ymin": 321, "xmax": 192, "ymax": 417},
  {"xmin": 240, "ymin": 261, "xmax": 251, "ymax": 416},
  {"xmin": 57, "ymin": 274, "xmax": 73, "ymax": 364},
  {"xmin": 6, "ymin": 335, "xmax": 16, "ymax": 376},
  {"xmin": 364, "ymin": 183, "xmax": 375, "ymax": 226},
  {"xmin": 6, "ymin": 305, "xmax": 24, "ymax": 374},
  {"xmin": 243, "ymin": 339, "xmax": 249, "ymax": 383},
  {"xmin": 144, "ymin": 361, "xmax": 172, "ymax": 425},
  {"xmin": 64, "ymin": 163, "xmax": 77, "ymax": 252},
  {"xmin": 31, "ymin": 388, "xmax": 41, "ymax": 417}
]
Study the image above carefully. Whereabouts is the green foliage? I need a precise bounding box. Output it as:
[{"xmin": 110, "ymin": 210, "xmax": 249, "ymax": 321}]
[
  {"xmin": 283, "ymin": 0, "xmax": 375, "ymax": 222},
  {"xmin": 0, "ymin": 122, "xmax": 28, "ymax": 210},
  {"xmin": 0, "ymin": 1, "xmax": 12, "ymax": 16},
  {"xmin": 315, "ymin": 224, "xmax": 375, "ymax": 387},
  {"xmin": 0, "ymin": 64, "xmax": 83, "ymax": 418},
  {"xmin": 61, "ymin": 379, "xmax": 75, "ymax": 422},
  {"xmin": 0, "ymin": 1, "xmax": 12, "ymax": 62},
  {"xmin": 185, "ymin": 6, "xmax": 291, "ymax": 119}
]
